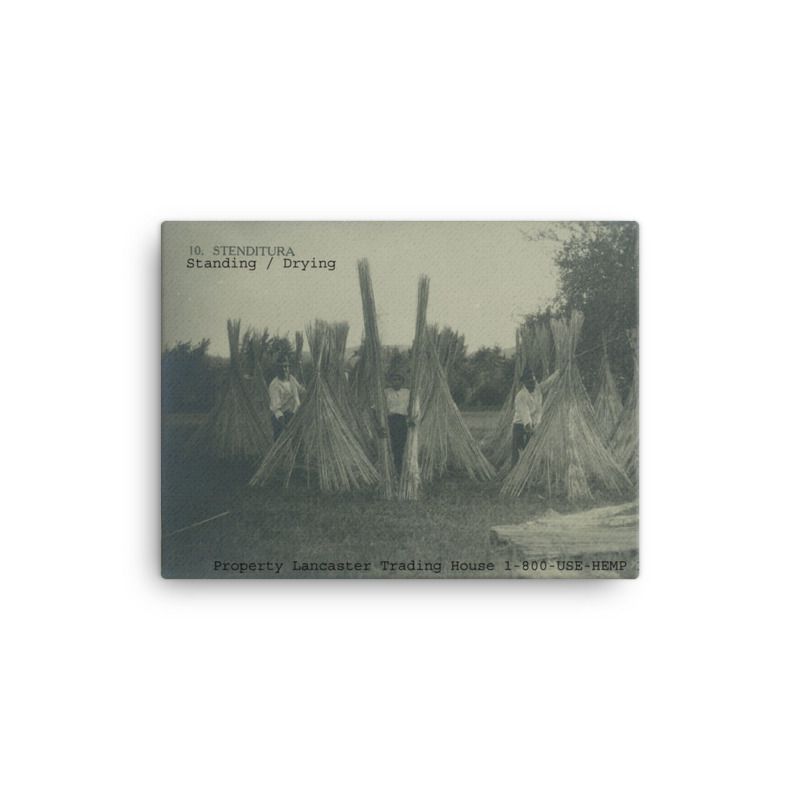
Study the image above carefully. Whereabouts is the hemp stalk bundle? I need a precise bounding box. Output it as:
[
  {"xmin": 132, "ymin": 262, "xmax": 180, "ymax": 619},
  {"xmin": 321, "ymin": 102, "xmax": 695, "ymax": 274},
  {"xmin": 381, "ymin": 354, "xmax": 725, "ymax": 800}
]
[
  {"xmin": 247, "ymin": 329, "xmax": 275, "ymax": 432},
  {"xmin": 347, "ymin": 340, "xmax": 380, "ymax": 456},
  {"xmin": 481, "ymin": 324, "xmax": 537, "ymax": 470},
  {"xmin": 319, "ymin": 320, "xmax": 370, "ymax": 451},
  {"xmin": 417, "ymin": 325, "xmax": 496, "ymax": 482},
  {"xmin": 532, "ymin": 320, "xmax": 553, "ymax": 378},
  {"xmin": 501, "ymin": 311, "xmax": 631, "ymax": 501},
  {"xmin": 357, "ymin": 258, "xmax": 395, "ymax": 497},
  {"xmin": 610, "ymin": 329, "xmax": 638, "ymax": 481},
  {"xmin": 593, "ymin": 335, "xmax": 623, "ymax": 444},
  {"xmin": 192, "ymin": 319, "xmax": 272, "ymax": 460},
  {"xmin": 398, "ymin": 275, "xmax": 430, "ymax": 500},
  {"xmin": 294, "ymin": 331, "xmax": 305, "ymax": 383},
  {"xmin": 428, "ymin": 325, "xmax": 464, "ymax": 376},
  {"xmin": 249, "ymin": 320, "xmax": 379, "ymax": 492}
]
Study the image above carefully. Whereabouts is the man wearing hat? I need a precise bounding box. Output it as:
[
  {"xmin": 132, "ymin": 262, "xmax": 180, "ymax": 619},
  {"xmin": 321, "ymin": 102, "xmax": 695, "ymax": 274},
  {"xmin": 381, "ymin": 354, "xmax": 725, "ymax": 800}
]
[
  {"xmin": 512, "ymin": 369, "xmax": 543, "ymax": 466},
  {"xmin": 269, "ymin": 357, "xmax": 304, "ymax": 439}
]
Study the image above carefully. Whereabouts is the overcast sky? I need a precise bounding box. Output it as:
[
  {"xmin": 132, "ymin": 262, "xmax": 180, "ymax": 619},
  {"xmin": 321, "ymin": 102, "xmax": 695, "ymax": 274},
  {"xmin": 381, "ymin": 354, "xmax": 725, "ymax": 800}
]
[{"xmin": 162, "ymin": 221, "xmax": 560, "ymax": 356}]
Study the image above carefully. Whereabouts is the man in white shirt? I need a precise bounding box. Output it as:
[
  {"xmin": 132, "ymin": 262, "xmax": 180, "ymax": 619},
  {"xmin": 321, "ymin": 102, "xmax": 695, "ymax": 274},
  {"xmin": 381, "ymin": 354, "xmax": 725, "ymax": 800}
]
[
  {"xmin": 384, "ymin": 371, "xmax": 411, "ymax": 473},
  {"xmin": 512, "ymin": 369, "xmax": 543, "ymax": 466},
  {"xmin": 269, "ymin": 357, "xmax": 304, "ymax": 439}
]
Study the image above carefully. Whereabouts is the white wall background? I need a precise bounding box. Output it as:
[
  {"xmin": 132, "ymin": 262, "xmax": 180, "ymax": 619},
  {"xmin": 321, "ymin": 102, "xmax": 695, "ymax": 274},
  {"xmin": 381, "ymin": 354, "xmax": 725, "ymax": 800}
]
[{"xmin": 2, "ymin": 2, "xmax": 798, "ymax": 798}]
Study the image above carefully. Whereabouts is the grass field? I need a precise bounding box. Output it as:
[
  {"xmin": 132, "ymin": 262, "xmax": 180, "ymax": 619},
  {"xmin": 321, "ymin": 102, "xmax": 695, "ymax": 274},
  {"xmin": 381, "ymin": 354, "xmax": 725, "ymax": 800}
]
[{"xmin": 162, "ymin": 410, "xmax": 634, "ymax": 579}]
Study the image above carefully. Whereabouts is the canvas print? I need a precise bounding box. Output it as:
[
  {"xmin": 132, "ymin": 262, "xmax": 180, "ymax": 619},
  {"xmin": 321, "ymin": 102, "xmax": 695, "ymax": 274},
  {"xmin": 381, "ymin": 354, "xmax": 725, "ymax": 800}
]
[{"xmin": 161, "ymin": 222, "xmax": 638, "ymax": 578}]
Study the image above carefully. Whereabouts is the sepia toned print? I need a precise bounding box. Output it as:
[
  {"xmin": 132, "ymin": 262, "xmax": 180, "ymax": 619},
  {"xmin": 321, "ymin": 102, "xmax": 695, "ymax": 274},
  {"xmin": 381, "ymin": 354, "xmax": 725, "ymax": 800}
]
[{"xmin": 162, "ymin": 221, "xmax": 638, "ymax": 578}]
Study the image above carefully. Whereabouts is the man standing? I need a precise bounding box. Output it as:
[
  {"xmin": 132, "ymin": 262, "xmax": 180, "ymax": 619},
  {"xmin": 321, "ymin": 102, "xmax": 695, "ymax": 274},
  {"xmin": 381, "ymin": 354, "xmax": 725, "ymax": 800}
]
[
  {"xmin": 269, "ymin": 357, "xmax": 304, "ymax": 439},
  {"xmin": 384, "ymin": 371, "xmax": 411, "ymax": 474},
  {"xmin": 512, "ymin": 369, "xmax": 543, "ymax": 466}
]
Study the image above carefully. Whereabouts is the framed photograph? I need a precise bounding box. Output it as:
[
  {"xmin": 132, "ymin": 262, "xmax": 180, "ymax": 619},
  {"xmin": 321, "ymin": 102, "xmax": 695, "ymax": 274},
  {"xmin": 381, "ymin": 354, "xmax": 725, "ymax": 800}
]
[{"xmin": 161, "ymin": 221, "xmax": 638, "ymax": 578}]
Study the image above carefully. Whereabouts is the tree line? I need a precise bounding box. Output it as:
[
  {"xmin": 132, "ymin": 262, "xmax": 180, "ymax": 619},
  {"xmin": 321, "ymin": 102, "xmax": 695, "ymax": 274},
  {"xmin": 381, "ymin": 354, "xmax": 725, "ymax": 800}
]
[
  {"xmin": 163, "ymin": 223, "xmax": 637, "ymax": 414},
  {"xmin": 162, "ymin": 335, "xmax": 514, "ymax": 414}
]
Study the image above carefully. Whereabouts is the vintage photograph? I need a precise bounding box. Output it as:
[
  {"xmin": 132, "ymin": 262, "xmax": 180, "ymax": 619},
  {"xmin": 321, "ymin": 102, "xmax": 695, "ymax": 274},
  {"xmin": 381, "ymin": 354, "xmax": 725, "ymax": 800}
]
[{"xmin": 161, "ymin": 221, "xmax": 638, "ymax": 578}]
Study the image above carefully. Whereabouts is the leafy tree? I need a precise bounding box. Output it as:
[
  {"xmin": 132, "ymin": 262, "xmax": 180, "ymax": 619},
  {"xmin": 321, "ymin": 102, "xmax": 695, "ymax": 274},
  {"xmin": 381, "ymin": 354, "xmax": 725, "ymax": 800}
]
[
  {"xmin": 162, "ymin": 339, "xmax": 217, "ymax": 413},
  {"xmin": 460, "ymin": 346, "xmax": 513, "ymax": 408},
  {"xmin": 524, "ymin": 222, "xmax": 638, "ymax": 393}
]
